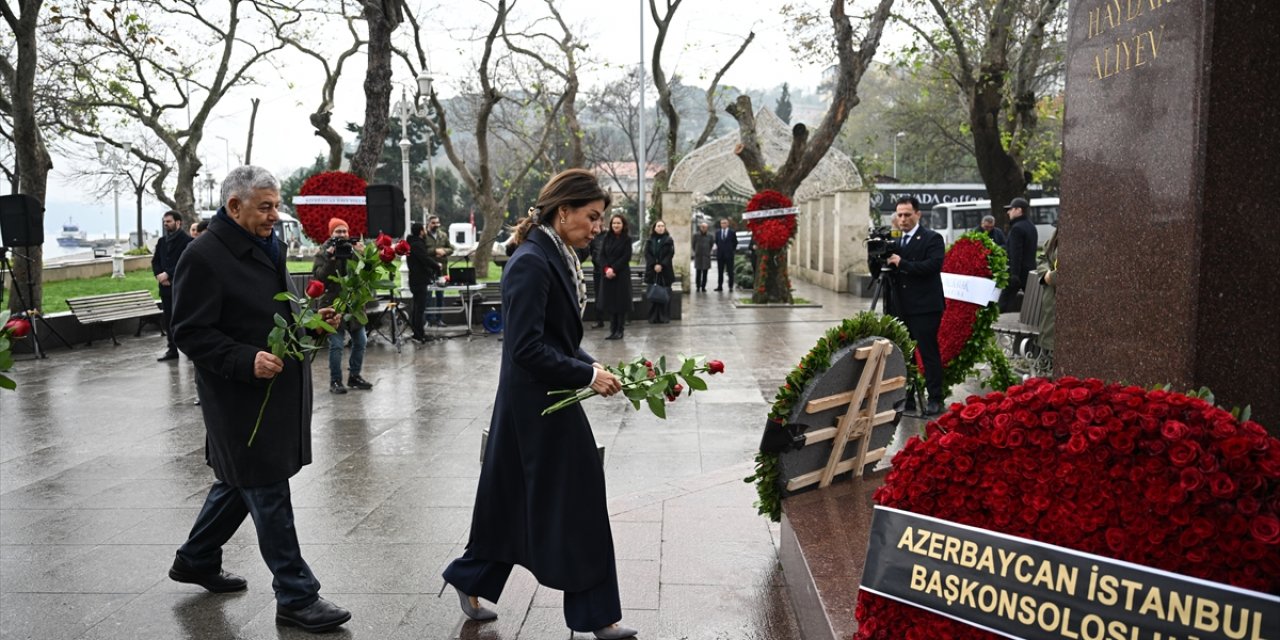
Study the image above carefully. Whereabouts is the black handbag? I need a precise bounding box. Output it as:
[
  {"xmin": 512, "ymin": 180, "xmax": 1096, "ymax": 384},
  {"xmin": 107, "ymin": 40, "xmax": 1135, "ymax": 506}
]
[{"xmin": 646, "ymin": 283, "xmax": 670, "ymax": 305}]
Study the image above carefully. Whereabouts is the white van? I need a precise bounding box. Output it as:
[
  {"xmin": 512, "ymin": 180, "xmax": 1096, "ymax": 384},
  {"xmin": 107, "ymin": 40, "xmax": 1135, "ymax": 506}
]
[{"xmin": 926, "ymin": 197, "xmax": 1059, "ymax": 247}]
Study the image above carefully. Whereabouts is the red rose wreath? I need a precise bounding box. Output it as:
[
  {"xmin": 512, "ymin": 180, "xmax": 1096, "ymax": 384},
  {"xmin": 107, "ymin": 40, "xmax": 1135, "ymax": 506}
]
[
  {"xmin": 854, "ymin": 378, "xmax": 1280, "ymax": 639},
  {"xmin": 744, "ymin": 190, "xmax": 797, "ymax": 304},
  {"xmin": 295, "ymin": 171, "xmax": 369, "ymax": 243},
  {"xmin": 919, "ymin": 231, "xmax": 1016, "ymax": 400}
]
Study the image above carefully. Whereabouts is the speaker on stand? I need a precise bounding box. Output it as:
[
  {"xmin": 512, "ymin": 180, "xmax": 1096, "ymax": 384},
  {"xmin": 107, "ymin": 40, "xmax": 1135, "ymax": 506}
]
[
  {"xmin": 365, "ymin": 184, "xmax": 406, "ymax": 239},
  {"xmin": 0, "ymin": 194, "xmax": 73, "ymax": 357}
]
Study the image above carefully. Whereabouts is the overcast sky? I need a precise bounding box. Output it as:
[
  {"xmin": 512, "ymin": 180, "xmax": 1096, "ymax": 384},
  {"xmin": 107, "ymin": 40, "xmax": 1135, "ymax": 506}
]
[{"xmin": 48, "ymin": 0, "xmax": 897, "ymax": 232}]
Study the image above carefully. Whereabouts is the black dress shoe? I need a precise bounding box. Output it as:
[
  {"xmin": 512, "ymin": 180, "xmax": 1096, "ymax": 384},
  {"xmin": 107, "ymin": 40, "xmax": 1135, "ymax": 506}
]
[
  {"xmin": 347, "ymin": 375, "xmax": 373, "ymax": 390},
  {"xmin": 593, "ymin": 321, "xmax": 605, "ymax": 328},
  {"xmin": 276, "ymin": 597, "xmax": 351, "ymax": 633},
  {"xmin": 330, "ymin": 381, "xmax": 347, "ymax": 395},
  {"xmin": 169, "ymin": 559, "xmax": 247, "ymax": 593},
  {"xmin": 714, "ymin": 287, "xmax": 723, "ymax": 292},
  {"xmin": 157, "ymin": 350, "xmax": 179, "ymax": 362},
  {"xmin": 605, "ymin": 332, "xmax": 622, "ymax": 340}
]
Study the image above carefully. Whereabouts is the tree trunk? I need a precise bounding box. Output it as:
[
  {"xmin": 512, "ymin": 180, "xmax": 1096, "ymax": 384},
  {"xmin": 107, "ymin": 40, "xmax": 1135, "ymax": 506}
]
[
  {"xmin": 311, "ymin": 110, "xmax": 346, "ymax": 171},
  {"xmin": 970, "ymin": 66, "xmax": 1027, "ymax": 228},
  {"xmin": 752, "ymin": 249, "xmax": 792, "ymax": 304},
  {"xmin": 244, "ymin": 98, "xmax": 260, "ymax": 165},
  {"xmin": 135, "ymin": 186, "xmax": 145, "ymax": 248},
  {"xmin": 6, "ymin": 0, "xmax": 52, "ymax": 315},
  {"xmin": 349, "ymin": 1, "xmax": 401, "ymax": 181}
]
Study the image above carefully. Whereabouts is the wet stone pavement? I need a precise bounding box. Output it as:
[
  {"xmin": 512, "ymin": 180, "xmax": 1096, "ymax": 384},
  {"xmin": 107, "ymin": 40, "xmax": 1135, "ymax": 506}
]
[{"xmin": 1, "ymin": 281, "xmax": 886, "ymax": 640}]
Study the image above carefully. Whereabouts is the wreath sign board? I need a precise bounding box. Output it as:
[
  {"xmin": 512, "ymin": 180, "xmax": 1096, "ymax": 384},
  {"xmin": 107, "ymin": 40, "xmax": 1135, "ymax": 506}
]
[{"xmin": 775, "ymin": 337, "xmax": 908, "ymax": 496}]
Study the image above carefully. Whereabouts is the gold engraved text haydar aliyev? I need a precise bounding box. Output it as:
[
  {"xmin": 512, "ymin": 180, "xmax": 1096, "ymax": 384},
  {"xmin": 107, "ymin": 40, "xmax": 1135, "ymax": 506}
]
[{"xmin": 1084, "ymin": 0, "xmax": 1175, "ymax": 81}]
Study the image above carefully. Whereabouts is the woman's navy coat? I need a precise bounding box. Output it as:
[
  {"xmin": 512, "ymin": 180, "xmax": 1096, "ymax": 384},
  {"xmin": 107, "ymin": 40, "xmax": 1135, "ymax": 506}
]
[{"xmin": 466, "ymin": 226, "xmax": 615, "ymax": 592}]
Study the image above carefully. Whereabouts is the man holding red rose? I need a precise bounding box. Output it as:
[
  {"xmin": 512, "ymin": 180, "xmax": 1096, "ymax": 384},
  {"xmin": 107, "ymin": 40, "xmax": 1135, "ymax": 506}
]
[{"xmin": 169, "ymin": 165, "xmax": 350, "ymax": 633}]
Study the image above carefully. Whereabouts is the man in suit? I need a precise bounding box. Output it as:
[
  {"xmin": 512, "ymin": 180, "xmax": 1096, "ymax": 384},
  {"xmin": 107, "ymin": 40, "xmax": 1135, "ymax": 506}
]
[
  {"xmin": 153, "ymin": 210, "xmax": 192, "ymax": 361},
  {"xmin": 885, "ymin": 196, "xmax": 946, "ymax": 416},
  {"xmin": 978, "ymin": 214, "xmax": 1006, "ymax": 248},
  {"xmin": 1000, "ymin": 197, "xmax": 1038, "ymax": 312},
  {"xmin": 169, "ymin": 165, "xmax": 350, "ymax": 633},
  {"xmin": 713, "ymin": 218, "xmax": 737, "ymax": 292}
]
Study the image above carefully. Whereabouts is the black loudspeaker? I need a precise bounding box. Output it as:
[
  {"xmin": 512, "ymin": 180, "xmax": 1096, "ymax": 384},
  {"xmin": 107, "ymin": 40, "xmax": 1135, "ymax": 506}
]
[
  {"xmin": 0, "ymin": 194, "xmax": 44, "ymax": 247},
  {"xmin": 365, "ymin": 184, "xmax": 406, "ymax": 238}
]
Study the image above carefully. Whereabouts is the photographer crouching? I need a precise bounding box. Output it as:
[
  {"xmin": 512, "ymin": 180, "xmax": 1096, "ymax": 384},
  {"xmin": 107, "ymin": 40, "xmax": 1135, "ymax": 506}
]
[
  {"xmin": 882, "ymin": 196, "xmax": 945, "ymax": 416},
  {"xmin": 313, "ymin": 218, "xmax": 374, "ymax": 394}
]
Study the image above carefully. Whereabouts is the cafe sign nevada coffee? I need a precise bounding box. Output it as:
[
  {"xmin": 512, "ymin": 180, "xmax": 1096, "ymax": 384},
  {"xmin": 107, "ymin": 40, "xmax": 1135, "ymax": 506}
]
[{"xmin": 860, "ymin": 507, "xmax": 1280, "ymax": 640}]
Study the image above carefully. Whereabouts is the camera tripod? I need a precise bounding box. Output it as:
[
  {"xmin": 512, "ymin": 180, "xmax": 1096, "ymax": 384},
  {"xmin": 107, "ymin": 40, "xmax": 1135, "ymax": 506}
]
[
  {"xmin": 0, "ymin": 246, "xmax": 73, "ymax": 359},
  {"xmin": 368, "ymin": 287, "xmax": 411, "ymax": 353}
]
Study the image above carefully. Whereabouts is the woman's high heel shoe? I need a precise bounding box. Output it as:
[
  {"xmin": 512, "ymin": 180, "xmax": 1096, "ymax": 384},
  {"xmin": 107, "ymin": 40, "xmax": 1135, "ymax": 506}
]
[
  {"xmin": 453, "ymin": 585, "xmax": 497, "ymax": 621},
  {"xmin": 594, "ymin": 623, "xmax": 638, "ymax": 639}
]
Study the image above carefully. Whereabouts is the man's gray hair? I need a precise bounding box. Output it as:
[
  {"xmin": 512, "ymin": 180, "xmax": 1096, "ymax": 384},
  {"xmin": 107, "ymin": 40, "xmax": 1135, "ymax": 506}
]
[
  {"xmin": 981, "ymin": 214, "xmax": 996, "ymax": 224},
  {"xmin": 221, "ymin": 165, "xmax": 280, "ymax": 205}
]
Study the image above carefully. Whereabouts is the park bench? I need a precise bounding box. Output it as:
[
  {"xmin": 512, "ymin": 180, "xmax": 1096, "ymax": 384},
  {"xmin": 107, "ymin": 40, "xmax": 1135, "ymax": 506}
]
[
  {"xmin": 991, "ymin": 270, "xmax": 1050, "ymax": 376},
  {"xmin": 65, "ymin": 290, "xmax": 161, "ymax": 346}
]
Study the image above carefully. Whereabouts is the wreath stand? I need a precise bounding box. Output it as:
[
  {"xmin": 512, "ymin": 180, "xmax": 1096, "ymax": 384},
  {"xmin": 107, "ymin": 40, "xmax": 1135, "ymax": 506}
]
[{"xmin": 784, "ymin": 339, "xmax": 906, "ymax": 492}]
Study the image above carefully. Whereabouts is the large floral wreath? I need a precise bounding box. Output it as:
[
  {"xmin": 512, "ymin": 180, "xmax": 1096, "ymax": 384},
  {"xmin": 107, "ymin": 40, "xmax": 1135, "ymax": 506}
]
[
  {"xmin": 745, "ymin": 190, "xmax": 798, "ymax": 304},
  {"xmin": 855, "ymin": 378, "xmax": 1280, "ymax": 638},
  {"xmin": 295, "ymin": 171, "xmax": 369, "ymax": 243},
  {"xmin": 926, "ymin": 231, "xmax": 1016, "ymax": 399},
  {"xmin": 746, "ymin": 311, "xmax": 923, "ymax": 521}
]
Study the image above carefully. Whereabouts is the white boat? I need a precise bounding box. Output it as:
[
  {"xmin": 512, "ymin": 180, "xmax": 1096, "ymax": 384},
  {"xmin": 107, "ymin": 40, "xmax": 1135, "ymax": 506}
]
[{"xmin": 57, "ymin": 219, "xmax": 88, "ymax": 247}]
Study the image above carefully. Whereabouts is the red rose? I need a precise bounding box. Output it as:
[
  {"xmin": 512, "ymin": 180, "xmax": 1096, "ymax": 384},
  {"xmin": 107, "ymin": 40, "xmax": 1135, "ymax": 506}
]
[
  {"xmin": 394, "ymin": 239, "xmax": 411, "ymax": 256},
  {"xmin": 376, "ymin": 232, "xmax": 393, "ymax": 249},
  {"xmin": 959, "ymin": 403, "xmax": 986, "ymax": 420},
  {"xmin": 305, "ymin": 279, "xmax": 326, "ymax": 299},
  {"xmin": 3, "ymin": 317, "xmax": 31, "ymax": 338},
  {"xmin": 379, "ymin": 246, "xmax": 396, "ymax": 262},
  {"xmin": 1179, "ymin": 467, "xmax": 1204, "ymax": 491},
  {"xmin": 1249, "ymin": 515, "xmax": 1280, "ymax": 545},
  {"xmin": 706, "ymin": 360, "xmax": 725, "ymax": 374},
  {"xmin": 1162, "ymin": 420, "xmax": 1189, "ymax": 440},
  {"xmin": 1068, "ymin": 387, "xmax": 1091, "ymax": 404}
]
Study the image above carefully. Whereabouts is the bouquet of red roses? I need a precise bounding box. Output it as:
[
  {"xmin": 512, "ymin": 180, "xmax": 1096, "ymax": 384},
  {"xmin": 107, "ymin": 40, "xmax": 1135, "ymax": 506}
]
[{"xmin": 543, "ymin": 354, "xmax": 725, "ymax": 418}]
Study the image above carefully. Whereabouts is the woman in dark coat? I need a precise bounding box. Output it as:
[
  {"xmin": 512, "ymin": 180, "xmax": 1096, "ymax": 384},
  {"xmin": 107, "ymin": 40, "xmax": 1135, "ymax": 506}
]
[
  {"xmin": 442, "ymin": 169, "xmax": 637, "ymax": 640},
  {"xmin": 598, "ymin": 214, "xmax": 633, "ymax": 340},
  {"xmin": 643, "ymin": 219, "xmax": 675, "ymax": 323},
  {"xmin": 588, "ymin": 233, "xmax": 606, "ymax": 328}
]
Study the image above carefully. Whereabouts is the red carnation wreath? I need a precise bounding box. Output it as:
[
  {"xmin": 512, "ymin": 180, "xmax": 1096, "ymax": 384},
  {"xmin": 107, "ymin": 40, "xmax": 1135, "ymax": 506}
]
[
  {"xmin": 855, "ymin": 378, "xmax": 1280, "ymax": 639},
  {"xmin": 914, "ymin": 231, "xmax": 1015, "ymax": 399},
  {"xmin": 295, "ymin": 171, "xmax": 368, "ymax": 243},
  {"xmin": 745, "ymin": 190, "xmax": 797, "ymax": 304}
]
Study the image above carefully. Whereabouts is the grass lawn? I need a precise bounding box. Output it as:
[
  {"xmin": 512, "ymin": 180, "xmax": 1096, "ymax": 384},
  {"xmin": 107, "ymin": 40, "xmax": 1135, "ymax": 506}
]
[{"xmin": 39, "ymin": 269, "xmax": 160, "ymax": 314}]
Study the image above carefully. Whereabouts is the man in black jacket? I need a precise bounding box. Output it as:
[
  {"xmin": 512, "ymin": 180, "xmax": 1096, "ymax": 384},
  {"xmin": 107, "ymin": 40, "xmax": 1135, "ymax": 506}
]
[
  {"xmin": 713, "ymin": 218, "xmax": 737, "ymax": 292},
  {"xmin": 169, "ymin": 165, "xmax": 350, "ymax": 633},
  {"xmin": 885, "ymin": 196, "xmax": 947, "ymax": 416},
  {"xmin": 153, "ymin": 210, "xmax": 192, "ymax": 361},
  {"xmin": 405, "ymin": 221, "xmax": 439, "ymax": 341},
  {"xmin": 1000, "ymin": 197, "xmax": 1038, "ymax": 312}
]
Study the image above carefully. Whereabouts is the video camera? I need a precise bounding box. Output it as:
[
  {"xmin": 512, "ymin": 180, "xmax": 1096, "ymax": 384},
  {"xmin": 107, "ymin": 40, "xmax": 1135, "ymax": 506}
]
[
  {"xmin": 866, "ymin": 225, "xmax": 901, "ymax": 275},
  {"xmin": 330, "ymin": 237, "xmax": 355, "ymax": 261}
]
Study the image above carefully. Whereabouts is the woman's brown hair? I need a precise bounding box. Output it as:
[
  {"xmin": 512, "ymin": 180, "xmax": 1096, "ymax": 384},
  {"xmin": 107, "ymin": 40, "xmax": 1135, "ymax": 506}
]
[{"xmin": 511, "ymin": 168, "xmax": 612, "ymax": 245}]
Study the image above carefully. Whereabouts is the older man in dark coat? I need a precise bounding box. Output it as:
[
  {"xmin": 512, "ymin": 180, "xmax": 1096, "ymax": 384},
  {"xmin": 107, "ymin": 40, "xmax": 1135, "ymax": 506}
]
[{"xmin": 168, "ymin": 165, "xmax": 350, "ymax": 634}]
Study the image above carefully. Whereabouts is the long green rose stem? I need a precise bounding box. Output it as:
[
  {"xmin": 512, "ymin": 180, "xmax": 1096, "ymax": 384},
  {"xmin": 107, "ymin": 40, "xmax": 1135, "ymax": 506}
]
[
  {"xmin": 541, "ymin": 365, "xmax": 715, "ymax": 416},
  {"xmin": 249, "ymin": 377, "xmax": 276, "ymax": 447}
]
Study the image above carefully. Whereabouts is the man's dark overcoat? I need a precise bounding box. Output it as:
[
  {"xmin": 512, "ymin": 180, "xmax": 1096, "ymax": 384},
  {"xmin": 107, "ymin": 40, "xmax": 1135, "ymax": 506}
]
[
  {"xmin": 597, "ymin": 231, "xmax": 633, "ymax": 315},
  {"xmin": 466, "ymin": 226, "xmax": 614, "ymax": 592},
  {"xmin": 171, "ymin": 212, "xmax": 313, "ymax": 488}
]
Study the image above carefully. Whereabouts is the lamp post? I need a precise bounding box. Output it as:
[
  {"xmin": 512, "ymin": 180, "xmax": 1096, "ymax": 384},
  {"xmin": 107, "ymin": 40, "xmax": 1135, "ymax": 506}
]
[
  {"xmin": 95, "ymin": 138, "xmax": 132, "ymax": 278},
  {"xmin": 893, "ymin": 131, "xmax": 906, "ymax": 180},
  {"xmin": 391, "ymin": 69, "xmax": 434, "ymax": 291}
]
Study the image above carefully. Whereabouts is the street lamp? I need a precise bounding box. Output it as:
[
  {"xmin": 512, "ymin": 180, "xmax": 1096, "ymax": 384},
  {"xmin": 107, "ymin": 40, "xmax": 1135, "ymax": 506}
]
[
  {"xmin": 391, "ymin": 69, "xmax": 434, "ymax": 291},
  {"xmin": 893, "ymin": 131, "xmax": 906, "ymax": 180},
  {"xmin": 95, "ymin": 138, "xmax": 132, "ymax": 278}
]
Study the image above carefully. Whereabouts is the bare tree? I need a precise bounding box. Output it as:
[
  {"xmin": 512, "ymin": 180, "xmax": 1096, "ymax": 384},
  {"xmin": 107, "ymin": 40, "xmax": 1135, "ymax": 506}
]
[
  {"xmin": 502, "ymin": 0, "xmax": 586, "ymax": 167},
  {"xmin": 244, "ymin": 97, "xmax": 260, "ymax": 165},
  {"xmin": 728, "ymin": 0, "xmax": 896, "ymax": 197},
  {"xmin": 1, "ymin": 0, "xmax": 53, "ymax": 313},
  {"xmin": 899, "ymin": 0, "xmax": 1066, "ymax": 226},
  {"xmin": 54, "ymin": 0, "xmax": 294, "ymax": 217},
  {"xmin": 347, "ymin": 0, "xmax": 402, "ymax": 181},
  {"xmin": 648, "ymin": 0, "xmax": 754, "ymax": 214},
  {"xmin": 399, "ymin": 0, "xmax": 571, "ymax": 276},
  {"xmin": 583, "ymin": 70, "xmax": 663, "ymax": 207},
  {"xmin": 270, "ymin": 2, "xmax": 365, "ymax": 170}
]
